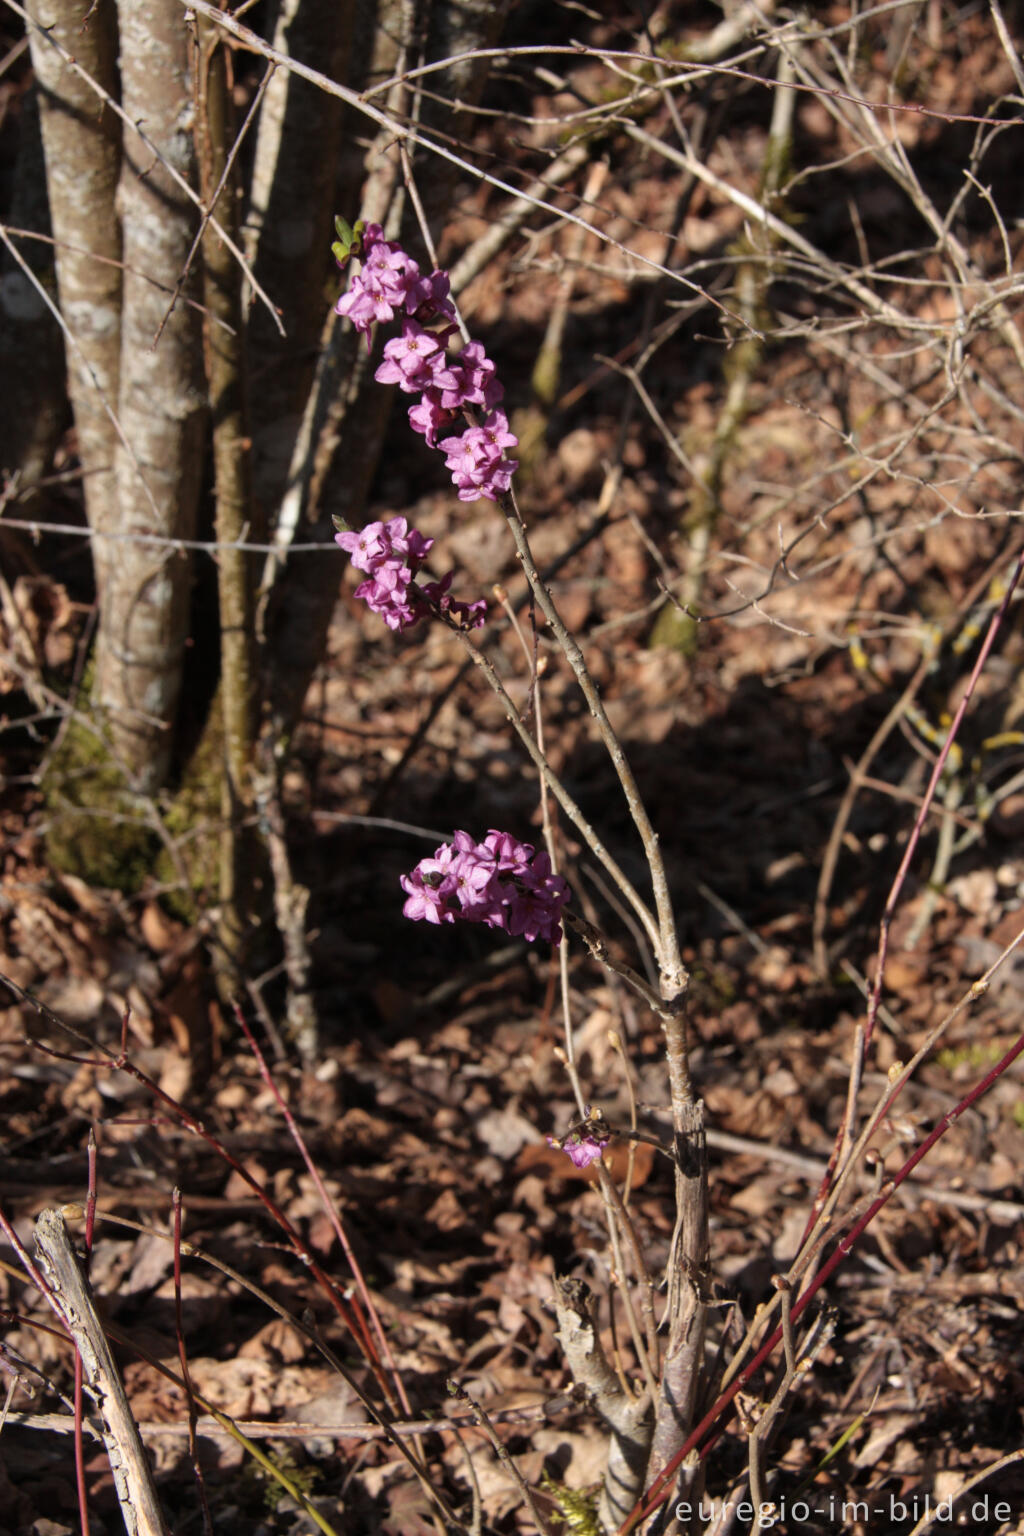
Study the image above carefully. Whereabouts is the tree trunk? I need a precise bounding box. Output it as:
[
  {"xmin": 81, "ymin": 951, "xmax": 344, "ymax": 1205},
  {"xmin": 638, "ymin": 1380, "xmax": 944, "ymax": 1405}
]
[
  {"xmin": 196, "ymin": 7, "xmax": 260, "ymax": 986},
  {"xmin": 26, "ymin": 0, "xmax": 121, "ymax": 595},
  {"xmin": 92, "ymin": 0, "xmax": 205, "ymax": 792}
]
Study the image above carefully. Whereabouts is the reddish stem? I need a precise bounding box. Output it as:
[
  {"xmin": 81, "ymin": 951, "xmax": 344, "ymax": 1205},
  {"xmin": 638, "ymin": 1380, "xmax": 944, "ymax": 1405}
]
[
  {"xmin": 4, "ymin": 982, "xmax": 390, "ymax": 1399},
  {"xmin": 232, "ymin": 1004, "xmax": 408, "ymax": 1415},
  {"xmin": 863, "ymin": 546, "xmax": 1024, "ymax": 1053},
  {"xmin": 802, "ymin": 545, "xmax": 1024, "ymax": 1249}
]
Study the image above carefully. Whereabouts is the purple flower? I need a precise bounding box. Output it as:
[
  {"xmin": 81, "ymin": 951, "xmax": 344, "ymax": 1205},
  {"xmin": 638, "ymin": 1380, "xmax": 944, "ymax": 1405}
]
[
  {"xmin": 338, "ymin": 515, "xmax": 426, "ymax": 632},
  {"xmin": 419, "ymin": 572, "xmax": 487, "ymax": 630},
  {"xmin": 507, "ymin": 854, "xmax": 570, "ymax": 944},
  {"xmin": 335, "ymin": 515, "xmax": 434, "ymax": 578},
  {"xmin": 363, "ymin": 242, "xmax": 415, "ymax": 283},
  {"xmin": 333, "ymin": 223, "xmax": 519, "ymax": 502},
  {"xmin": 405, "ymin": 268, "xmax": 456, "ymax": 322},
  {"xmin": 333, "ymin": 227, "xmax": 426, "ymax": 341},
  {"xmin": 442, "ymin": 341, "xmax": 501, "ymax": 409},
  {"xmin": 353, "ymin": 571, "xmax": 417, "ymax": 632},
  {"xmin": 408, "ymin": 393, "xmax": 455, "ymax": 447},
  {"xmin": 335, "ymin": 280, "xmax": 398, "ymax": 331},
  {"xmin": 375, "ymin": 319, "xmax": 447, "ymax": 393},
  {"xmin": 481, "ymin": 829, "xmax": 534, "ymax": 875},
  {"xmin": 400, "ymin": 866, "xmax": 456, "ymax": 925},
  {"xmin": 381, "ymin": 515, "xmax": 433, "ymax": 566},
  {"xmin": 440, "ymin": 425, "xmax": 488, "ymax": 482},
  {"xmin": 336, "ymin": 516, "xmax": 486, "ymax": 637},
  {"xmin": 401, "ymin": 830, "xmax": 569, "ymax": 943},
  {"xmin": 480, "ymin": 409, "xmax": 518, "ymax": 454},
  {"xmin": 336, "ymin": 519, "xmax": 398, "ymax": 573},
  {"xmin": 444, "ymin": 830, "xmax": 499, "ymax": 916},
  {"xmin": 546, "ymin": 1133, "xmax": 605, "ymax": 1169},
  {"xmin": 438, "ymin": 414, "xmax": 520, "ymax": 503},
  {"xmin": 400, "ymin": 838, "xmax": 468, "ymax": 926}
]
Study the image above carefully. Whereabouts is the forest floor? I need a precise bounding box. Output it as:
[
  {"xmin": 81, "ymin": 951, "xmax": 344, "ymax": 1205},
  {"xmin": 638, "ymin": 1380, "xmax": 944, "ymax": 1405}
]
[{"xmin": 2, "ymin": 3, "xmax": 1024, "ymax": 1534}]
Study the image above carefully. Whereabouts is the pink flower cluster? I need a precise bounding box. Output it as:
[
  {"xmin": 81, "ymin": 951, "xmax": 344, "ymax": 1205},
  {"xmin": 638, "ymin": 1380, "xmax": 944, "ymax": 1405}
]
[
  {"xmin": 400, "ymin": 829, "xmax": 570, "ymax": 945},
  {"xmin": 335, "ymin": 515, "xmax": 486, "ymax": 633},
  {"xmin": 546, "ymin": 1131, "xmax": 606, "ymax": 1169},
  {"xmin": 335, "ymin": 223, "xmax": 518, "ymax": 503},
  {"xmin": 546, "ymin": 1108, "xmax": 612, "ymax": 1170}
]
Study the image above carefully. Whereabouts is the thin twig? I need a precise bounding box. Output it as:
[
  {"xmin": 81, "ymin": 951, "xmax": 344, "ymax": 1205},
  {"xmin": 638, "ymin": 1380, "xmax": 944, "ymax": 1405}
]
[
  {"xmin": 232, "ymin": 1007, "xmax": 412, "ymax": 1419},
  {"xmin": 446, "ymin": 1381, "xmax": 555, "ymax": 1536}
]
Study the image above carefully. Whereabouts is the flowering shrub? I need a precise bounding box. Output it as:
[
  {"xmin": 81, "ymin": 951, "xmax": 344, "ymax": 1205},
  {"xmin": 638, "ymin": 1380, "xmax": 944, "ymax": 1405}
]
[
  {"xmin": 332, "ymin": 226, "xmax": 547, "ymax": 949},
  {"xmin": 334, "ymin": 222, "xmax": 519, "ymax": 503},
  {"xmin": 334, "ymin": 514, "xmax": 486, "ymax": 633},
  {"xmin": 334, "ymin": 514, "xmax": 431, "ymax": 632},
  {"xmin": 401, "ymin": 829, "xmax": 570, "ymax": 945}
]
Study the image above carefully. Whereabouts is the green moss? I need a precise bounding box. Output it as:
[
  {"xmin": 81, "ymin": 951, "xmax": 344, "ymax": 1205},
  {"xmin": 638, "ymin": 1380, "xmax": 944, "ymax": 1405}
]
[
  {"xmin": 531, "ymin": 340, "xmax": 562, "ymax": 408},
  {"xmin": 688, "ymin": 965, "xmax": 738, "ymax": 1010},
  {"xmin": 760, "ymin": 135, "xmax": 792, "ymax": 206},
  {"xmin": 263, "ymin": 1450, "xmax": 320, "ymax": 1511},
  {"xmin": 42, "ymin": 689, "xmax": 226, "ymax": 918},
  {"xmin": 649, "ymin": 599, "xmax": 700, "ymax": 655},
  {"xmin": 43, "ymin": 719, "xmax": 158, "ymax": 893},
  {"xmin": 240, "ymin": 1446, "xmax": 322, "ymax": 1513},
  {"xmin": 541, "ymin": 1475, "xmax": 601, "ymax": 1535},
  {"xmin": 936, "ymin": 1040, "xmax": 1002, "ymax": 1074}
]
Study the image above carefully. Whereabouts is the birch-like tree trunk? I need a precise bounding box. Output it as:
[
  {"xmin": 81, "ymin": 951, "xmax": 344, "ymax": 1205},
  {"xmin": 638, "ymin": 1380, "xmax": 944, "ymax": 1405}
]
[
  {"xmin": 25, "ymin": 0, "xmax": 121, "ymax": 593},
  {"xmin": 91, "ymin": 0, "xmax": 205, "ymax": 791},
  {"xmin": 27, "ymin": 0, "xmax": 508, "ymax": 831}
]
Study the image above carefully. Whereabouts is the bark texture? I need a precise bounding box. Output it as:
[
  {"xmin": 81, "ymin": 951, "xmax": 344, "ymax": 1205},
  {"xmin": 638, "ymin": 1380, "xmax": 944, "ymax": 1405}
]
[
  {"xmin": 93, "ymin": 0, "xmax": 205, "ymax": 790},
  {"xmin": 34, "ymin": 1209, "xmax": 170, "ymax": 1536},
  {"xmin": 26, "ymin": 0, "xmax": 122, "ymax": 595},
  {"xmin": 647, "ymin": 1100, "xmax": 710, "ymax": 1492},
  {"xmin": 554, "ymin": 1275, "xmax": 653, "ymax": 1533},
  {"xmin": 197, "ymin": 10, "xmax": 259, "ymax": 983}
]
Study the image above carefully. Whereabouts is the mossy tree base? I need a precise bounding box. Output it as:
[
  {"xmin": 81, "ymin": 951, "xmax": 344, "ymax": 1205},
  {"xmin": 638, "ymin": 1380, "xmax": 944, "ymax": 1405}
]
[
  {"xmin": 45, "ymin": 697, "xmax": 274, "ymax": 1022},
  {"xmin": 43, "ymin": 721, "xmax": 160, "ymax": 894},
  {"xmin": 43, "ymin": 713, "xmax": 222, "ymax": 918}
]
